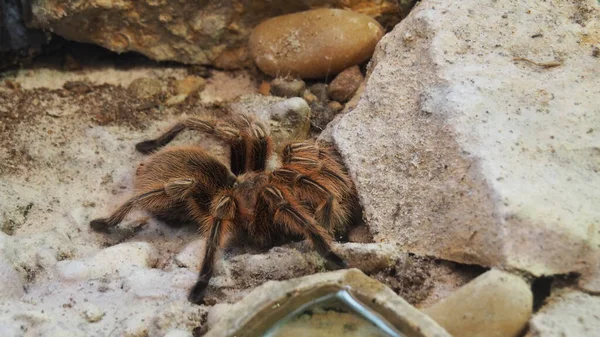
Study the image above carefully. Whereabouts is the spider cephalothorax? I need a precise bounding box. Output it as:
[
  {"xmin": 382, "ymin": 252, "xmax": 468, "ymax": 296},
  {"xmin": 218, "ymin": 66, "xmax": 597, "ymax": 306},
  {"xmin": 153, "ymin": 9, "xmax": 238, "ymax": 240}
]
[{"xmin": 90, "ymin": 112, "xmax": 360, "ymax": 304}]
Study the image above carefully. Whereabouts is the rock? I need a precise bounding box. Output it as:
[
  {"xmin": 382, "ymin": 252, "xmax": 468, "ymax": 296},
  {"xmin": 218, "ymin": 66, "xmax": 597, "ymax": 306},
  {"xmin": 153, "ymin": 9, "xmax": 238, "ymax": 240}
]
[
  {"xmin": 302, "ymin": 91, "xmax": 317, "ymax": 104},
  {"xmin": 332, "ymin": 0, "xmax": 600, "ymax": 279},
  {"xmin": 165, "ymin": 94, "xmax": 188, "ymax": 106},
  {"xmin": 80, "ymin": 304, "xmax": 105, "ymax": 323},
  {"xmin": 249, "ymin": 9, "xmax": 384, "ymax": 79},
  {"xmin": 327, "ymin": 101, "xmax": 343, "ymax": 112},
  {"xmin": 56, "ymin": 242, "xmax": 158, "ymax": 281},
  {"xmin": 204, "ymin": 269, "xmax": 450, "ymax": 337},
  {"xmin": 3, "ymin": 231, "xmax": 75, "ymax": 283},
  {"xmin": 128, "ymin": 78, "xmax": 162, "ymax": 99},
  {"xmin": 205, "ymin": 303, "xmax": 234, "ymax": 331},
  {"xmin": 258, "ymin": 81, "xmax": 271, "ymax": 96},
  {"xmin": 267, "ymin": 98, "xmax": 311, "ymax": 145},
  {"xmin": 173, "ymin": 76, "xmax": 206, "ymax": 96},
  {"xmin": 527, "ymin": 290, "xmax": 600, "ymax": 337},
  {"xmin": 327, "ymin": 66, "xmax": 364, "ymax": 102},
  {"xmin": 30, "ymin": 1, "xmax": 411, "ymax": 66},
  {"xmin": 309, "ymin": 83, "xmax": 330, "ymax": 103},
  {"xmin": 174, "ymin": 239, "xmax": 206, "ymax": 272},
  {"xmin": 423, "ymin": 270, "xmax": 532, "ymax": 337},
  {"xmin": 229, "ymin": 95, "xmax": 311, "ymax": 147},
  {"xmin": 270, "ymin": 78, "xmax": 306, "ymax": 98},
  {"xmin": 309, "ymin": 101, "xmax": 338, "ymax": 131}
]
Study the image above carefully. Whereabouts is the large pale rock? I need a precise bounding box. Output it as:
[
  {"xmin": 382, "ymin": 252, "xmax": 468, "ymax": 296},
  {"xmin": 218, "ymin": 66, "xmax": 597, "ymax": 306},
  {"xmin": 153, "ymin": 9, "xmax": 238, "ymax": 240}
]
[
  {"xmin": 527, "ymin": 290, "xmax": 600, "ymax": 337},
  {"xmin": 423, "ymin": 269, "xmax": 532, "ymax": 337},
  {"xmin": 333, "ymin": 0, "xmax": 600, "ymax": 279},
  {"xmin": 29, "ymin": 1, "xmax": 414, "ymax": 66}
]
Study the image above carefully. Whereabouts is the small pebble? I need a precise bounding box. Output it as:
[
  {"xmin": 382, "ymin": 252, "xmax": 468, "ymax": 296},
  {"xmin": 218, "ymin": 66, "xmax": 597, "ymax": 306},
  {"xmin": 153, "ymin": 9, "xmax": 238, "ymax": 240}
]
[
  {"xmin": 249, "ymin": 9, "xmax": 384, "ymax": 79},
  {"xmin": 128, "ymin": 77, "xmax": 162, "ymax": 99},
  {"xmin": 302, "ymin": 91, "xmax": 318, "ymax": 104},
  {"xmin": 308, "ymin": 83, "xmax": 330, "ymax": 103},
  {"xmin": 173, "ymin": 76, "xmax": 206, "ymax": 96},
  {"xmin": 309, "ymin": 101, "xmax": 338, "ymax": 131},
  {"xmin": 165, "ymin": 94, "xmax": 188, "ymax": 106},
  {"xmin": 268, "ymin": 97, "xmax": 311, "ymax": 145},
  {"xmin": 81, "ymin": 305, "xmax": 105, "ymax": 323},
  {"xmin": 259, "ymin": 81, "xmax": 271, "ymax": 96},
  {"xmin": 270, "ymin": 78, "xmax": 306, "ymax": 98},
  {"xmin": 327, "ymin": 66, "xmax": 364, "ymax": 102},
  {"xmin": 327, "ymin": 101, "xmax": 343, "ymax": 112}
]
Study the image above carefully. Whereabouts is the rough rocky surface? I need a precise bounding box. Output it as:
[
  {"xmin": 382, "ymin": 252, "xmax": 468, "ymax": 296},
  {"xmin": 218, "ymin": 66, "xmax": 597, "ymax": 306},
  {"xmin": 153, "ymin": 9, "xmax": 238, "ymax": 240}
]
[
  {"xmin": 249, "ymin": 9, "xmax": 384, "ymax": 78},
  {"xmin": 29, "ymin": 1, "xmax": 414, "ymax": 66},
  {"xmin": 333, "ymin": 0, "xmax": 600, "ymax": 281},
  {"xmin": 527, "ymin": 290, "xmax": 600, "ymax": 337},
  {"xmin": 229, "ymin": 95, "xmax": 312, "ymax": 148},
  {"xmin": 0, "ymin": 57, "xmax": 473, "ymax": 335},
  {"xmin": 424, "ymin": 269, "xmax": 532, "ymax": 337},
  {"xmin": 327, "ymin": 65, "xmax": 364, "ymax": 102}
]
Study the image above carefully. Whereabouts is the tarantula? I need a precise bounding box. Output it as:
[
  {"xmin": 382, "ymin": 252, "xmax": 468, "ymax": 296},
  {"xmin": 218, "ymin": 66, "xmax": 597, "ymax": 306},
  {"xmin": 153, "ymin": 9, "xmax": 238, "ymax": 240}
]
[{"xmin": 89, "ymin": 112, "xmax": 359, "ymax": 304}]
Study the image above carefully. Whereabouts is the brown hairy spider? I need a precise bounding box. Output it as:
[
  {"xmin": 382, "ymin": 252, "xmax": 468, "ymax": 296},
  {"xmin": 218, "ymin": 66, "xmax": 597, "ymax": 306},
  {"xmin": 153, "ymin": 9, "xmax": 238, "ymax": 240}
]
[{"xmin": 89, "ymin": 112, "xmax": 360, "ymax": 304}]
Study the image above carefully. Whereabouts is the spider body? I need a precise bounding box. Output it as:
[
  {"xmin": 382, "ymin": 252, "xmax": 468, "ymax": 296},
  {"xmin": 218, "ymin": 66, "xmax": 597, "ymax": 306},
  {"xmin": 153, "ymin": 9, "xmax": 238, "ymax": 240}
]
[{"xmin": 90, "ymin": 113, "xmax": 359, "ymax": 304}]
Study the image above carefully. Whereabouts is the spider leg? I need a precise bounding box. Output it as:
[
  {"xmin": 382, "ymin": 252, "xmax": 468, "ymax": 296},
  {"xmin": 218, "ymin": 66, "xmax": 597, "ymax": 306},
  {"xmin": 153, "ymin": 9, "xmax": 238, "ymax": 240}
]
[
  {"xmin": 188, "ymin": 191, "xmax": 237, "ymax": 304},
  {"xmin": 135, "ymin": 115, "xmax": 272, "ymax": 175},
  {"xmin": 258, "ymin": 184, "xmax": 347, "ymax": 268},
  {"xmin": 272, "ymin": 167, "xmax": 349, "ymax": 232},
  {"xmin": 90, "ymin": 179, "xmax": 196, "ymax": 232}
]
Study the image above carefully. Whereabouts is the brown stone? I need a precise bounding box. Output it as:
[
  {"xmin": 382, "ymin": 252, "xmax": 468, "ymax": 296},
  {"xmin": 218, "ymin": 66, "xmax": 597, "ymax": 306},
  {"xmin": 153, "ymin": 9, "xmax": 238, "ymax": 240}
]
[
  {"xmin": 128, "ymin": 77, "xmax": 162, "ymax": 99},
  {"xmin": 270, "ymin": 78, "xmax": 306, "ymax": 98},
  {"xmin": 173, "ymin": 76, "xmax": 206, "ymax": 96},
  {"xmin": 30, "ymin": 1, "xmax": 412, "ymax": 66},
  {"xmin": 249, "ymin": 9, "xmax": 384, "ymax": 79},
  {"xmin": 327, "ymin": 66, "xmax": 364, "ymax": 102}
]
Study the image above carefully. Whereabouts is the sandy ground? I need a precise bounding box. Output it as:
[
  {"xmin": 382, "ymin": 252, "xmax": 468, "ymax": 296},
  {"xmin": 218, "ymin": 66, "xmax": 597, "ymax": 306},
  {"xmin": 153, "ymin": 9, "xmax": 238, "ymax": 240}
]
[{"xmin": 0, "ymin": 48, "xmax": 476, "ymax": 336}]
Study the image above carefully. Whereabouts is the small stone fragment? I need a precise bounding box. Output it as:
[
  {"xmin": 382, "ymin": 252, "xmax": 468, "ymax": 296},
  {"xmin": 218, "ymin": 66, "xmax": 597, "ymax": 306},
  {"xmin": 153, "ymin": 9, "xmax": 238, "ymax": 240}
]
[
  {"xmin": 327, "ymin": 101, "xmax": 343, "ymax": 112},
  {"xmin": 128, "ymin": 78, "xmax": 162, "ymax": 99},
  {"xmin": 327, "ymin": 66, "xmax": 364, "ymax": 102},
  {"xmin": 302, "ymin": 91, "xmax": 317, "ymax": 104},
  {"xmin": 270, "ymin": 78, "xmax": 306, "ymax": 98},
  {"xmin": 173, "ymin": 76, "xmax": 206, "ymax": 96},
  {"xmin": 213, "ymin": 47, "xmax": 251, "ymax": 70},
  {"xmin": 309, "ymin": 101, "xmax": 338, "ymax": 131},
  {"xmin": 423, "ymin": 269, "xmax": 532, "ymax": 337},
  {"xmin": 81, "ymin": 304, "xmax": 105, "ymax": 323},
  {"xmin": 56, "ymin": 242, "xmax": 158, "ymax": 281},
  {"xmin": 308, "ymin": 83, "xmax": 330, "ymax": 103},
  {"xmin": 249, "ymin": 9, "xmax": 384, "ymax": 79},
  {"xmin": 268, "ymin": 97, "xmax": 311, "ymax": 145},
  {"xmin": 165, "ymin": 94, "xmax": 188, "ymax": 106},
  {"xmin": 259, "ymin": 81, "xmax": 271, "ymax": 96}
]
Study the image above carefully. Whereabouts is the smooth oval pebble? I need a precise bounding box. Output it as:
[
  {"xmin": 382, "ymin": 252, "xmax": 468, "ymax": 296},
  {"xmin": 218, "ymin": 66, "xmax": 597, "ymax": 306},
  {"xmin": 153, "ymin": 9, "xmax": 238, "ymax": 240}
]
[{"xmin": 249, "ymin": 9, "xmax": 384, "ymax": 79}]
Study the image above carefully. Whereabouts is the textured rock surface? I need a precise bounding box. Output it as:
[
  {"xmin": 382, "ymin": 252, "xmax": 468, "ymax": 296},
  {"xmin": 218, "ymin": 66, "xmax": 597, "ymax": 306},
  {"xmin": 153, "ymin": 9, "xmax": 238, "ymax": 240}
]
[
  {"xmin": 249, "ymin": 9, "xmax": 384, "ymax": 78},
  {"xmin": 333, "ymin": 0, "xmax": 600, "ymax": 278},
  {"xmin": 229, "ymin": 95, "xmax": 311, "ymax": 147},
  {"xmin": 327, "ymin": 65, "xmax": 364, "ymax": 102},
  {"xmin": 527, "ymin": 290, "xmax": 600, "ymax": 337},
  {"xmin": 29, "ymin": 1, "xmax": 413, "ymax": 66},
  {"xmin": 424, "ymin": 269, "xmax": 532, "ymax": 337}
]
